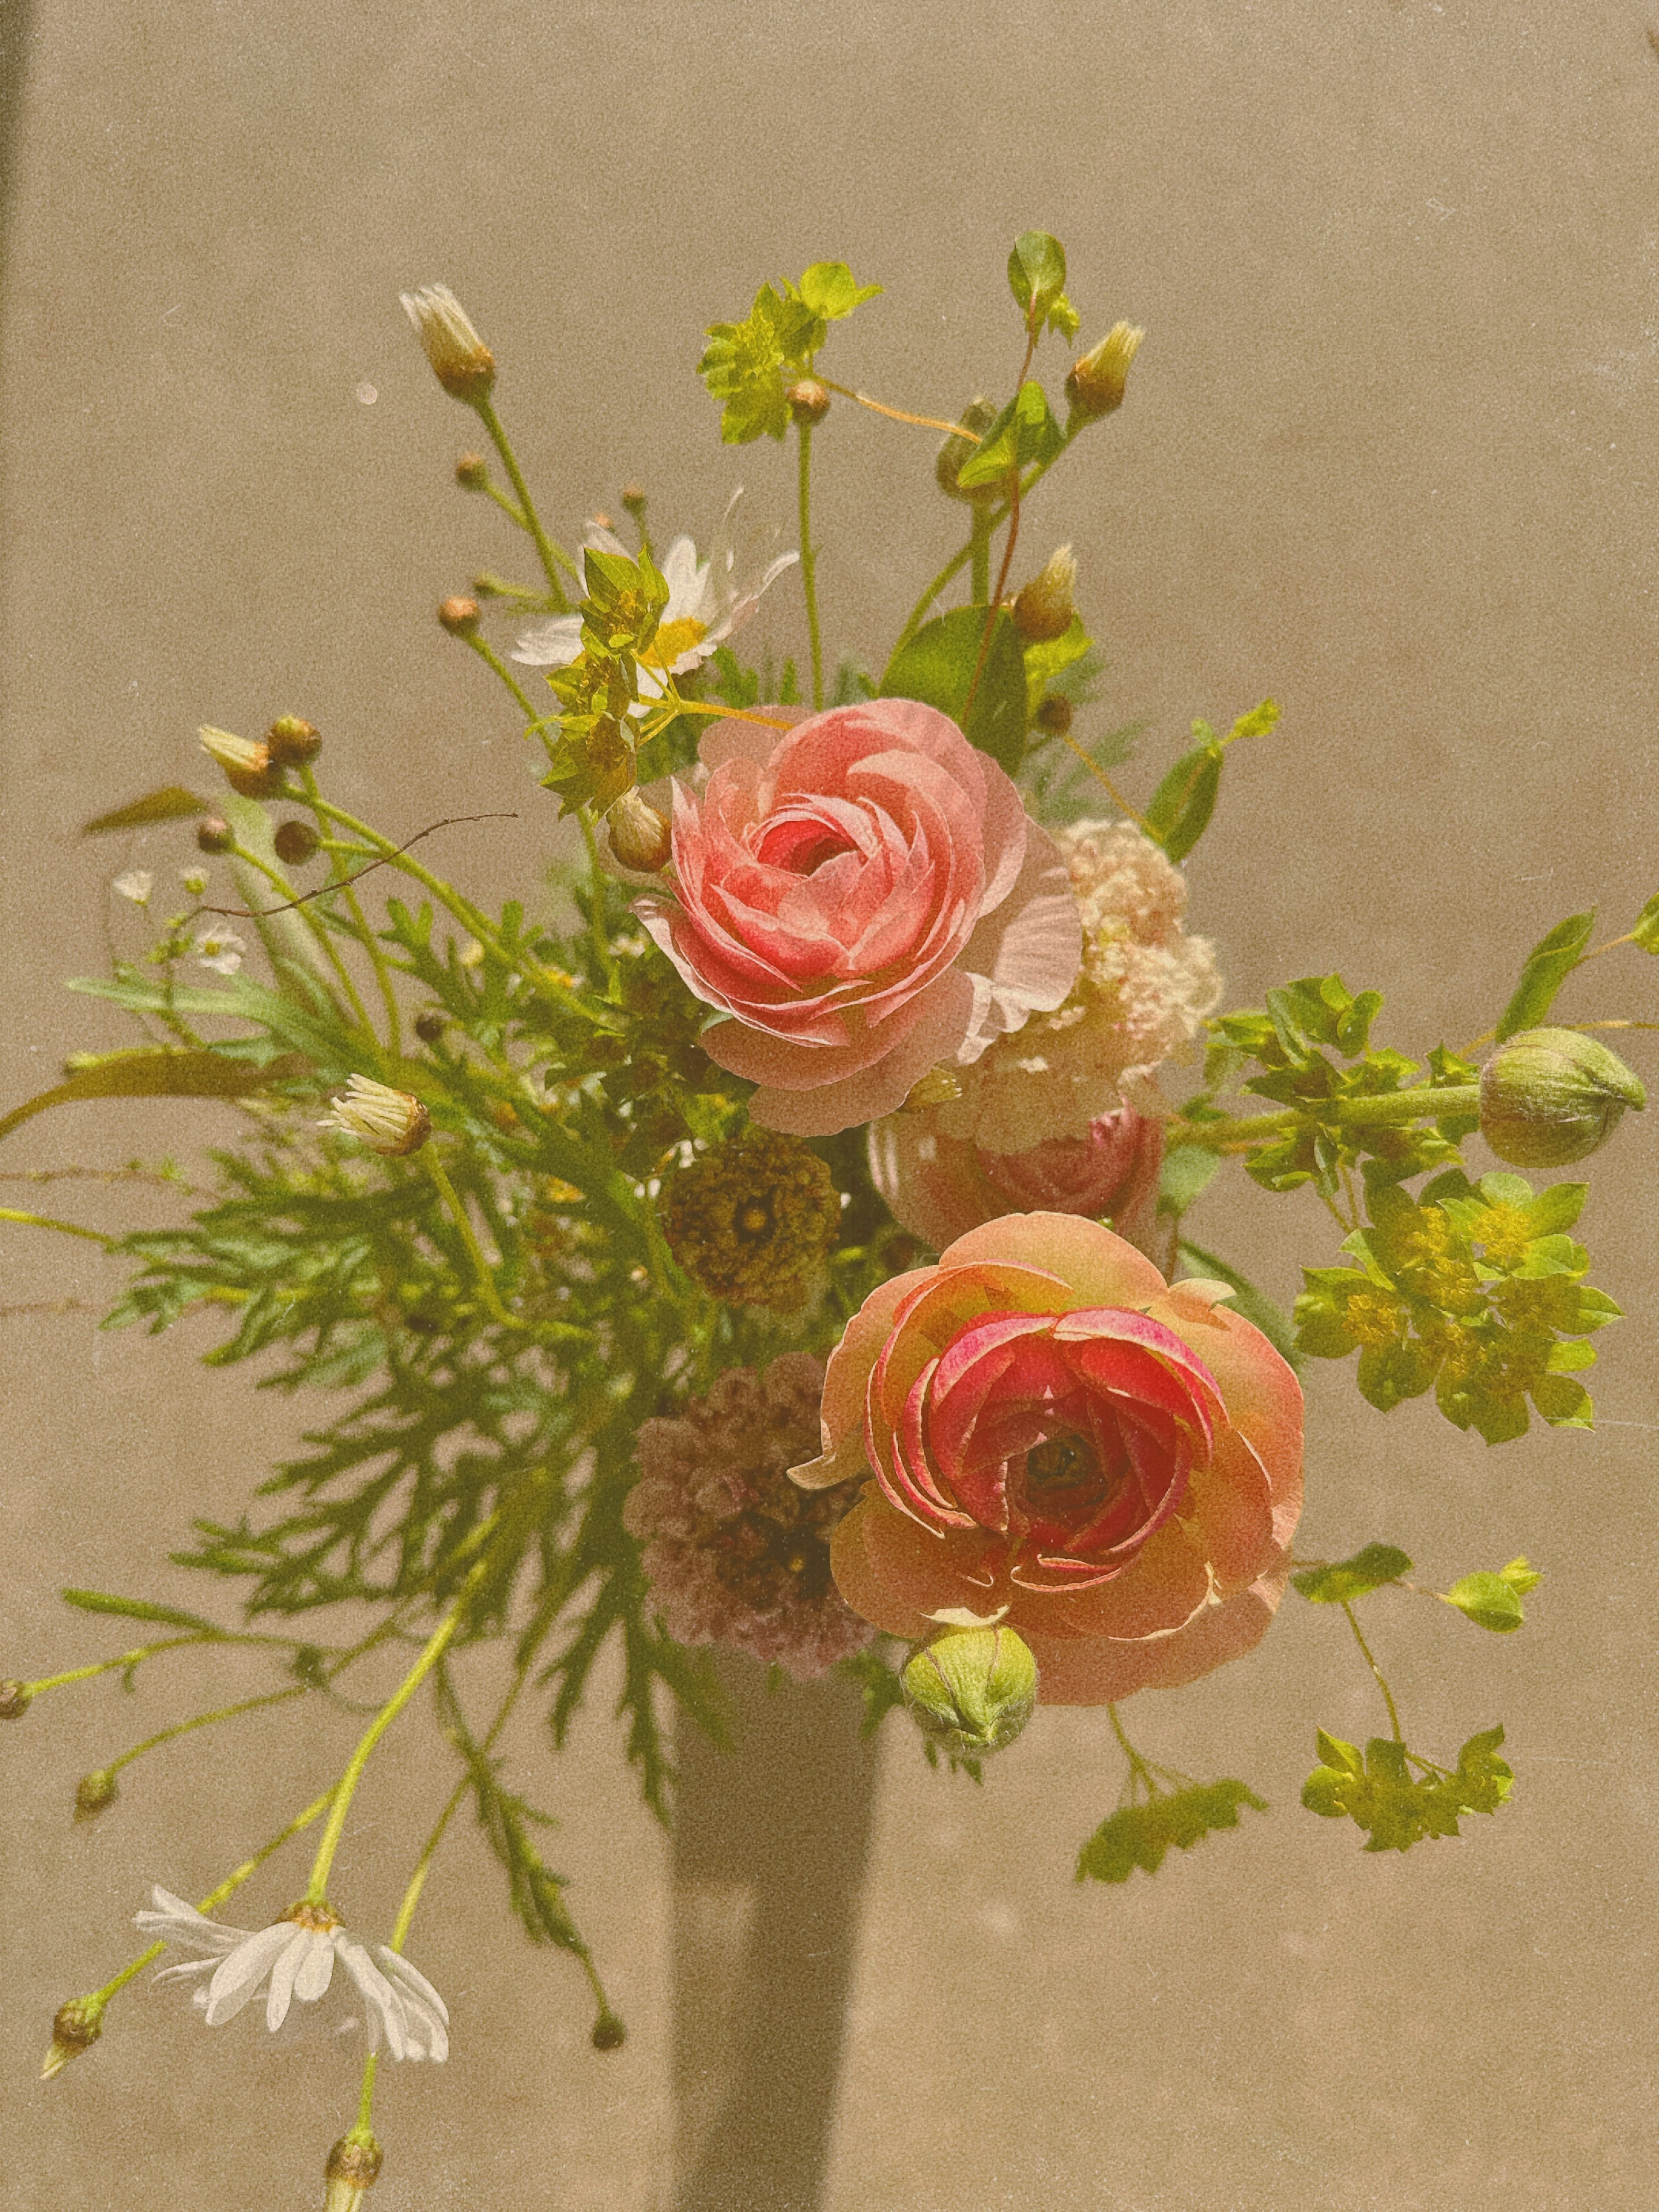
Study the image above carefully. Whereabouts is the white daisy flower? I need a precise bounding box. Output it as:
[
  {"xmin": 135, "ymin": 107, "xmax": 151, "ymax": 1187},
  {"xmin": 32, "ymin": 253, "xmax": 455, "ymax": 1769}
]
[
  {"xmin": 512, "ymin": 493, "xmax": 797, "ymax": 699},
  {"xmin": 113, "ymin": 870, "xmax": 154, "ymax": 906},
  {"xmin": 135, "ymin": 1889, "xmax": 449, "ymax": 2061},
  {"xmin": 319, "ymin": 1074, "xmax": 432, "ymax": 1157},
  {"xmin": 193, "ymin": 928, "xmax": 245, "ymax": 976}
]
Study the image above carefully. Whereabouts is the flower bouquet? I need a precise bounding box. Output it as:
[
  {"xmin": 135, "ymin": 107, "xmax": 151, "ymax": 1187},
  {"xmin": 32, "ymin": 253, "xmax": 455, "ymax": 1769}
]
[{"xmin": 7, "ymin": 233, "xmax": 1647, "ymax": 2205}]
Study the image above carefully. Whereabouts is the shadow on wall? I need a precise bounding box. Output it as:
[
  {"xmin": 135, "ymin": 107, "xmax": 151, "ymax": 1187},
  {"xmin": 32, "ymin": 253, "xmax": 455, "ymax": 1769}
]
[
  {"xmin": 0, "ymin": 1, "xmax": 32, "ymax": 315},
  {"xmin": 672, "ymin": 1650, "xmax": 880, "ymax": 2212}
]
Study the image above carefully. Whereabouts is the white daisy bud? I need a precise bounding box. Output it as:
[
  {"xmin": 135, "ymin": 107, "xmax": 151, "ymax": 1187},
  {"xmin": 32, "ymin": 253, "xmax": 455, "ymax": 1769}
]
[
  {"xmin": 1065, "ymin": 322, "xmax": 1145, "ymax": 422},
  {"xmin": 399, "ymin": 285, "xmax": 496, "ymax": 403},
  {"xmin": 321, "ymin": 1075, "xmax": 433, "ymax": 1159},
  {"xmin": 199, "ymin": 726, "xmax": 281, "ymax": 799},
  {"xmin": 1011, "ymin": 545, "xmax": 1077, "ymax": 642}
]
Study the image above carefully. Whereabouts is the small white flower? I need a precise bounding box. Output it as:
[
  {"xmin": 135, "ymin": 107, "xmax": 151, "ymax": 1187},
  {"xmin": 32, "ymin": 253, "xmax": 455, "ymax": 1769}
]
[
  {"xmin": 512, "ymin": 492, "xmax": 797, "ymax": 701},
  {"xmin": 321, "ymin": 1073, "xmax": 432, "ymax": 1157},
  {"xmin": 193, "ymin": 928, "xmax": 245, "ymax": 976},
  {"xmin": 136, "ymin": 1889, "xmax": 449, "ymax": 2061},
  {"xmin": 179, "ymin": 868, "xmax": 209, "ymax": 896},
  {"xmin": 113, "ymin": 870, "xmax": 154, "ymax": 906}
]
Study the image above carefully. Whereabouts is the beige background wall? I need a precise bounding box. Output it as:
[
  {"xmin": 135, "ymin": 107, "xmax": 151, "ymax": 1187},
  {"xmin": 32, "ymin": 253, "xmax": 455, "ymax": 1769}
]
[{"xmin": 5, "ymin": 2, "xmax": 1659, "ymax": 2206}]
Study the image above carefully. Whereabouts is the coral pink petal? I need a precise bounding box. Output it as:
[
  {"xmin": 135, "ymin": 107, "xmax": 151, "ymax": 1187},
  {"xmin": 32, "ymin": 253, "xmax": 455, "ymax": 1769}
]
[
  {"xmin": 937, "ymin": 1214, "xmax": 1170, "ymax": 1311},
  {"xmin": 1027, "ymin": 1563, "xmax": 1289, "ymax": 1703},
  {"xmin": 1182, "ymin": 1424, "xmax": 1279, "ymax": 1592},
  {"xmin": 791, "ymin": 1266, "xmax": 938, "ymax": 1490},
  {"xmin": 1004, "ymin": 1518, "xmax": 1212, "ymax": 1637},
  {"xmin": 1142, "ymin": 1294, "xmax": 1305, "ymax": 1546},
  {"xmin": 740, "ymin": 974, "xmax": 980, "ymax": 1135},
  {"xmin": 833, "ymin": 1489, "xmax": 1007, "ymax": 1638}
]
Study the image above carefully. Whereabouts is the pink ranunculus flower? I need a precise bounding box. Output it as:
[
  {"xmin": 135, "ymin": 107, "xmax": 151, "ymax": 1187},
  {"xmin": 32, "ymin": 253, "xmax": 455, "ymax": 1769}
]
[
  {"xmin": 868, "ymin": 1104, "xmax": 1166, "ymax": 1259},
  {"xmin": 633, "ymin": 700, "xmax": 1083, "ymax": 1137},
  {"xmin": 791, "ymin": 1213, "xmax": 1303, "ymax": 1705}
]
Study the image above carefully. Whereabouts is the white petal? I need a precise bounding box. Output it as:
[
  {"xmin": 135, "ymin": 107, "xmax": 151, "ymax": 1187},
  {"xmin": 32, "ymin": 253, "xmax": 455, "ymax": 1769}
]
[
  {"xmin": 152, "ymin": 1958, "xmax": 219, "ymax": 1988},
  {"xmin": 137, "ymin": 1889, "xmax": 252, "ymax": 1952},
  {"xmin": 582, "ymin": 522, "xmax": 630, "ymax": 562},
  {"xmin": 509, "ymin": 614, "xmax": 583, "ymax": 667},
  {"xmin": 203, "ymin": 1923, "xmax": 296, "ymax": 2025},
  {"xmin": 293, "ymin": 1929, "xmax": 337, "ymax": 2003},
  {"xmin": 338, "ymin": 1939, "xmax": 407, "ymax": 2060},
  {"xmin": 659, "ymin": 535, "xmax": 704, "ymax": 618},
  {"xmin": 264, "ymin": 1929, "xmax": 309, "ymax": 2031},
  {"xmin": 375, "ymin": 1948, "xmax": 450, "ymax": 2026},
  {"xmin": 376, "ymin": 1951, "xmax": 449, "ymax": 2059}
]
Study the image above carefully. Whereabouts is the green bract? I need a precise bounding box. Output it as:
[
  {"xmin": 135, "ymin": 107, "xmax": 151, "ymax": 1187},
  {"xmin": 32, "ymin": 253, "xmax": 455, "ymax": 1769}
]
[{"xmin": 1301, "ymin": 1727, "xmax": 1513, "ymax": 1853}]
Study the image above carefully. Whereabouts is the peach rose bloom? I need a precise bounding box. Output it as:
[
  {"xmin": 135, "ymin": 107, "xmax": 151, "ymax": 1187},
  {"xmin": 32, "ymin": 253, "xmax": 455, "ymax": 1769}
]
[
  {"xmin": 868, "ymin": 1104, "xmax": 1165, "ymax": 1260},
  {"xmin": 792, "ymin": 1213, "xmax": 1303, "ymax": 1704},
  {"xmin": 634, "ymin": 700, "xmax": 1082, "ymax": 1136}
]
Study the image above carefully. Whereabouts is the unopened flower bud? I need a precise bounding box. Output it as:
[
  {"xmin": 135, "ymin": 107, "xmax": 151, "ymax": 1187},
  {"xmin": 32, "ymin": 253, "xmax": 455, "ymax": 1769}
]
[
  {"xmin": 454, "ymin": 451, "xmax": 489, "ymax": 490},
  {"xmin": 1479, "ymin": 1027, "xmax": 1646, "ymax": 1167},
  {"xmin": 936, "ymin": 398, "xmax": 1004, "ymax": 504},
  {"xmin": 41, "ymin": 1995, "xmax": 104, "ymax": 2079},
  {"xmin": 901, "ymin": 1624, "xmax": 1037, "ymax": 1759},
  {"xmin": 413, "ymin": 1009, "xmax": 448, "ymax": 1045},
  {"xmin": 1012, "ymin": 545, "xmax": 1077, "ymax": 642},
  {"xmin": 620, "ymin": 482, "xmax": 648, "ymax": 519},
  {"xmin": 322, "ymin": 1074, "xmax": 432, "ymax": 1158},
  {"xmin": 196, "ymin": 816, "xmax": 234, "ymax": 855},
  {"xmin": 606, "ymin": 789, "xmax": 672, "ymax": 873},
  {"xmin": 0, "ymin": 1679, "xmax": 31, "ymax": 1719},
  {"xmin": 591, "ymin": 2010, "xmax": 627, "ymax": 2051},
  {"xmin": 1034, "ymin": 693, "xmax": 1074, "ymax": 737},
  {"xmin": 73, "ymin": 1768, "xmax": 119, "ymax": 1823},
  {"xmin": 1065, "ymin": 321, "xmax": 1145, "ymax": 422},
  {"xmin": 324, "ymin": 2131, "xmax": 383, "ymax": 2212},
  {"xmin": 267, "ymin": 715, "xmax": 322, "ymax": 767},
  {"xmin": 438, "ymin": 595, "xmax": 480, "ymax": 636},
  {"xmin": 787, "ymin": 378, "xmax": 831, "ymax": 425},
  {"xmin": 399, "ymin": 284, "xmax": 496, "ymax": 403},
  {"xmin": 273, "ymin": 820, "xmax": 321, "ymax": 866},
  {"xmin": 199, "ymin": 726, "xmax": 281, "ymax": 800}
]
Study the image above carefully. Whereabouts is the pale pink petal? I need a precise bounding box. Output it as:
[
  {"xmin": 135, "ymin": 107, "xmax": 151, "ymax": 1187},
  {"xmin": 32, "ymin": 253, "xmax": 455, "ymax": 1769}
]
[
  {"xmin": 953, "ymin": 820, "xmax": 1083, "ymax": 1060},
  {"xmin": 936, "ymin": 1213, "xmax": 1169, "ymax": 1311}
]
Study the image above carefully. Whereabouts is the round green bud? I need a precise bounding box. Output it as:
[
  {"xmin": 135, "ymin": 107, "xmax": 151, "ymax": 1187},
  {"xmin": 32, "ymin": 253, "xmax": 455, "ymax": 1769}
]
[
  {"xmin": 273, "ymin": 819, "xmax": 320, "ymax": 866},
  {"xmin": 455, "ymin": 451, "xmax": 489, "ymax": 490},
  {"xmin": 266, "ymin": 715, "xmax": 322, "ymax": 767},
  {"xmin": 1479, "ymin": 1027, "xmax": 1646, "ymax": 1167},
  {"xmin": 413, "ymin": 1008, "xmax": 448, "ymax": 1046},
  {"xmin": 0, "ymin": 1679, "xmax": 31, "ymax": 1719},
  {"xmin": 901, "ymin": 1624, "xmax": 1037, "ymax": 1759},
  {"xmin": 591, "ymin": 2010, "xmax": 627, "ymax": 2051},
  {"xmin": 195, "ymin": 816, "xmax": 234, "ymax": 855},
  {"xmin": 73, "ymin": 1769, "xmax": 119, "ymax": 1823},
  {"xmin": 936, "ymin": 398, "xmax": 1004, "ymax": 505}
]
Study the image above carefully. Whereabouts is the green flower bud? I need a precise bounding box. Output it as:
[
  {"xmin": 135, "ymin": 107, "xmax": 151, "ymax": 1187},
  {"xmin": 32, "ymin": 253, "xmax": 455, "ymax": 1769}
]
[
  {"xmin": 606, "ymin": 788, "xmax": 672, "ymax": 873},
  {"xmin": 273, "ymin": 819, "xmax": 321, "ymax": 866},
  {"xmin": 591, "ymin": 2009, "xmax": 627, "ymax": 2051},
  {"xmin": 0, "ymin": 1678, "xmax": 31, "ymax": 1719},
  {"xmin": 1034, "ymin": 693, "xmax": 1074, "ymax": 737},
  {"xmin": 266, "ymin": 715, "xmax": 322, "ymax": 767},
  {"xmin": 196, "ymin": 816, "xmax": 234, "ymax": 855},
  {"xmin": 455, "ymin": 451, "xmax": 489, "ymax": 490},
  {"xmin": 901, "ymin": 1624, "xmax": 1037, "ymax": 1759},
  {"xmin": 413, "ymin": 1008, "xmax": 448, "ymax": 1046},
  {"xmin": 1011, "ymin": 545, "xmax": 1077, "ymax": 643},
  {"xmin": 1065, "ymin": 322, "xmax": 1145, "ymax": 423},
  {"xmin": 936, "ymin": 398, "xmax": 1004, "ymax": 505},
  {"xmin": 1479, "ymin": 1027, "xmax": 1645, "ymax": 1167},
  {"xmin": 324, "ymin": 2130, "xmax": 383, "ymax": 2211},
  {"xmin": 41, "ymin": 1995, "xmax": 104, "ymax": 2080},
  {"xmin": 73, "ymin": 1768, "xmax": 119, "ymax": 1823},
  {"xmin": 787, "ymin": 379, "xmax": 831, "ymax": 426}
]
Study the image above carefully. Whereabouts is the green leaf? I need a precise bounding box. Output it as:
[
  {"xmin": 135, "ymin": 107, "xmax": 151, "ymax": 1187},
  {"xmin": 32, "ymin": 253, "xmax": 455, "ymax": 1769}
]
[
  {"xmin": 1143, "ymin": 741, "xmax": 1223, "ymax": 864},
  {"xmin": 881, "ymin": 606, "xmax": 1028, "ymax": 772},
  {"xmin": 1022, "ymin": 616, "xmax": 1093, "ymax": 718},
  {"xmin": 0, "ymin": 1049, "xmax": 305, "ymax": 1146},
  {"xmin": 955, "ymin": 381, "xmax": 1065, "ymax": 492},
  {"xmin": 1176, "ymin": 1239, "xmax": 1303, "ymax": 1371},
  {"xmin": 1224, "ymin": 698, "xmax": 1280, "ymax": 745},
  {"xmin": 1075, "ymin": 1779, "xmax": 1267, "ymax": 1884},
  {"xmin": 835, "ymin": 1649, "xmax": 907, "ymax": 1738},
  {"xmin": 1629, "ymin": 891, "xmax": 1659, "ymax": 953},
  {"xmin": 60, "ymin": 1588, "xmax": 222, "ymax": 1633},
  {"xmin": 797, "ymin": 261, "xmax": 881, "ymax": 320},
  {"xmin": 1499, "ymin": 1554, "xmax": 1544, "ymax": 1595},
  {"xmin": 1494, "ymin": 910, "xmax": 1596, "ymax": 1040},
  {"xmin": 81, "ymin": 786, "xmax": 210, "ymax": 836},
  {"xmin": 1443, "ymin": 1571, "xmax": 1526, "ymax": 1633},
  {"xmin": 1291, "ymin": 1542, "xmax": 1412, "ymax": 1604},
  {"xmin": 1158, "ymin": 1144, "xmax": 1223, "ymax": 1218},
  {"xmin": 1007, "ymin": 230, "xmax": 1068, "ymax": 321}
]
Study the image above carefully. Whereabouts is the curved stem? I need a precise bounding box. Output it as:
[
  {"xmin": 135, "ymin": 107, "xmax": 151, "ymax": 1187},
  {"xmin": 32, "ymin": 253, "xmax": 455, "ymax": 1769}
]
[
  {"xmin": 423, "ymin": 1151, "xmax": 522, "ymax": 1332},
  {"xmin": 304, "ymin": 1599, "xmax": 471, "ymax": 1904},
  {"xmin": 797, "ymin": 419, "xmax": 824, "ymax": 711},
  {"xmin": 969, "ymin": 508, "xmax": 991, "ymax": 605},
  {"xmin": 471, "ymin": 394, "xmax": 575, "ymax": 609},
  {"xmin": 103, "ymin": 1684, "xmax": 308, "ymax": 1780},
  {"xmin": 463, "ymin": 630, "xmax": 542, "ymax": 720},
  {"xmin": 0, "ymin": 1208, "xmax": 112, "ymax": 1246},
  {"xmin": 229, "ymin": 838, "xmax": 375, "ymax": 1039},
  {"xmin": 1341, "ymin": 1599, "xmax": 1403, "ymax": 1743},
  {"xmin": 814, "ymin": 380, "xmax": 979, "ymax": 438}
]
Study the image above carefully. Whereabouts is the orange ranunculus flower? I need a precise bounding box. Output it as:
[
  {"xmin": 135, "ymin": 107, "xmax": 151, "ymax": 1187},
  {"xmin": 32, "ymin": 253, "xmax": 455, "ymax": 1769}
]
[{"xmin": 791, "ymin": 1213, "xmax": 1303, "ymax": 1704}]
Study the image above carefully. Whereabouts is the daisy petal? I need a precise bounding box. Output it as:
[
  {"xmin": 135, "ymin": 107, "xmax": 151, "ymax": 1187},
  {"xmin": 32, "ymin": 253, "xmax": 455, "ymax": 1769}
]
[
  {"xmin": 337, "ymin": 1939, "xmax": 407, "ymax": 2060},
  {"xmin": 203, "ymin": 1923, "xmax": 296, "ymax": 2026},
  {"xmin": 293, "ymin": 1929, "xmax": 337, "ymax": 2004},
  {"xmin": 264, "ymin": 1929, "xmax": 308, "ymax": 2032}
]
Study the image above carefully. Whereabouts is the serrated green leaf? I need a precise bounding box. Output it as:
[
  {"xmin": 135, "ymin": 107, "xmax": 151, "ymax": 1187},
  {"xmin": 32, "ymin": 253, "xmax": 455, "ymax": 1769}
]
[
  {"xmin": 1494, "ymin": 910, "xmax": 1596, "ymax": 1040},
  {"xmin": 81, "ymin": 786, "xmax": 211, "ymax": 836},
  {"xmin": 796, "ymin": 261, "xmax": 881, "ymax": 319},
  {"xmin": 1443, "ymin": 1572, "xmax": 1526, "ymax": 1632},
  {"xmin": 60, "ymin": 1588, "xmax": 222, "ymax": 1633},
  {"xmin": 1629, "ymin": 891, "xmax": 1659, "ymax": 952},
  {"xmin": 1291, "ymin": 1542, "xmax": 1412, "ymax": 1604},
  {"xmin": 1499, "ymin": 1555, "xmax": 1544, "ymax": 1595},
  {"xmin": 955, "ymin": 381, "xmax": 1065, "ymax": 491},
  {"xmin": 881, "ymin": 606, "xmax": 1027, "ymax": 772},
  {"xmin": 1022, "ymin": 616, "xmax": 1093, "ymax": 718},
  {"xmin": 1075, "ymin": 1779, "xmax": 1266, "ymax": 1884}
]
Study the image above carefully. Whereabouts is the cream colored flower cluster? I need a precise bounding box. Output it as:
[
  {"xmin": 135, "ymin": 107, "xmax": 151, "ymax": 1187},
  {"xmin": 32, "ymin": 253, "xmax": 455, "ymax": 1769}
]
[{"xmin": 930, "ymin": 818, "xmax": 1222, "ymax": 1154}]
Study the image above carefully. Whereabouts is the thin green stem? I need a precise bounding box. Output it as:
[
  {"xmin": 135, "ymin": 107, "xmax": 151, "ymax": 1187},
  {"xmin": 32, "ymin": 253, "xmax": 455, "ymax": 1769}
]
[
  {"xmin": 481, "ymin": 480, "xmax": 528, "ymax": 529},
  {"xmin": 0, "ymin": 1209, "xmax": 112, "ymax": 1246},
  {"xmin": 464, "ymin": 631, "xmax": 542, "ymax": 720},
  {"xmin": 304, "ymin": 1599, "xmax": 473, "ymax": 1904},
  {"xmin": 1340, "ymin": 1600, "xmax": 1404, "ymax": 1743},
  {"xmin": 229, "ymin": 839, "xmax": 376, "ymax": 1039},
  {"xmin": 797, "ymin": 419, "xmax": 824, "ymax": 711},
  {"xmin": 1164, "ymin": 1082, "xmax": 1484, "ymax": 1155},
  {"xmin": 25, "ymin": 1634, "xmax": 221, "ymax": 1697},
  {"xmin": 969, "ymin": 507, "xmax": 992, "ymax": 605},
  {"xmin": 576, "ymin": 810, "xmax": 620, "ymax": 995},
  {"xmin": 423, "ymin": 1152, "xmax": 521, "ymax": 1330},
  {"xmin": 104, "ymin": 1684, "xmax": 308, "ymax": 1781},
  {"xmin": 299, "ymin": 770, "xmax": 402, "ymax": 1055},
  {"xmin": 471, "ymin": 394, "xmax": 576, "ymax": 609}
]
